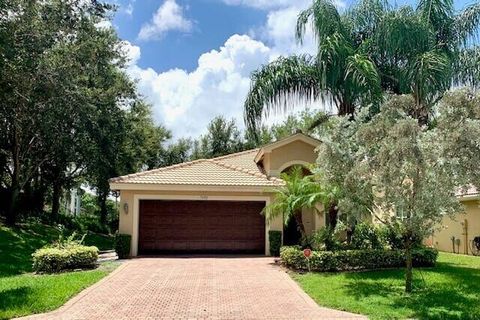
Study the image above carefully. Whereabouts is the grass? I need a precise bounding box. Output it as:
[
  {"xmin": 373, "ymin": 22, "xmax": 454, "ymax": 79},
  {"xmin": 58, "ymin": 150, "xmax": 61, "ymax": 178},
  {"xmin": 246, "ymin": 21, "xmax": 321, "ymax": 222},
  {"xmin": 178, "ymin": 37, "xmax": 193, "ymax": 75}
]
[
  {"xmin": 0, "ymin": 222, "xmax": 117, "ymax": 319},
  {"xmin": 293, "ymin": 252, "xmax": 480, "ymax": 320},
  {"xmin": 0, "ymin": 222, "xmax": 114, "ymax": 277}
]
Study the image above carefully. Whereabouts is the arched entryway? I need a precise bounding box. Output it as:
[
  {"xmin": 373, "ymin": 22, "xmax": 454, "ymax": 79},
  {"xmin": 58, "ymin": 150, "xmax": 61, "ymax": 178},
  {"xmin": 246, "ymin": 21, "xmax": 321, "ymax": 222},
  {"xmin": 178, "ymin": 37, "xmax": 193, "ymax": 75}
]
[{"xmin": 281, "ymin": 164, "xmax": 312, "ymax": 246}]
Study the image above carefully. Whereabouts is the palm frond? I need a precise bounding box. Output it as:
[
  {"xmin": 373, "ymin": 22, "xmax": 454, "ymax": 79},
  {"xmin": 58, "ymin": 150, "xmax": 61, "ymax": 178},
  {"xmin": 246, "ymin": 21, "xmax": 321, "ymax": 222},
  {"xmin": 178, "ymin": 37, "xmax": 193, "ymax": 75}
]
[
  {"xmin": 406, "ymin": 50, "xmax": 450, "ymax": 107},
  {"xmin": 316, "ymin": 33, "xmax": 353, "ymax": 95},
  {"xmin": 454, "ymin": 2, "xmax": 480, "ymax": 47},
  {"xmin": 243, "ymin": 55, "xmax": 320, "ymax": 137},
  {"xmin": 345, "ymin": 53, "xmax": 382, "ymax": 105},
  {"xmin": 296, "ymin": 0, "xmax": 344, "ymax": 45},
  {"xmin": 452, "ymin": 47, "xmax": 480, "ymax": 88}
]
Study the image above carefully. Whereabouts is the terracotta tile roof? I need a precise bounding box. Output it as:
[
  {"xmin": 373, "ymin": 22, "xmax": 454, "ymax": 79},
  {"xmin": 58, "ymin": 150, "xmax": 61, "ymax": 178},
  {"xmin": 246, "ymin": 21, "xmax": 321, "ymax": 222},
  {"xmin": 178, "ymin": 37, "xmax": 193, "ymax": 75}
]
[{"xmin": 109, "ymin": 149, "xmax": 284, "ymax": 187}]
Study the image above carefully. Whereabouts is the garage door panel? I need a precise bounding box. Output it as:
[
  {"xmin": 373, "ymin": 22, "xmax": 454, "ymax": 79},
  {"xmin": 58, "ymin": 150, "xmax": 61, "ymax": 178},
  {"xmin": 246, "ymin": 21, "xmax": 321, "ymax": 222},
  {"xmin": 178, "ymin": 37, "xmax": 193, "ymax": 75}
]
[{"xmin": 139, "ymin": 200, "xmax": 265, "ymax": 254}]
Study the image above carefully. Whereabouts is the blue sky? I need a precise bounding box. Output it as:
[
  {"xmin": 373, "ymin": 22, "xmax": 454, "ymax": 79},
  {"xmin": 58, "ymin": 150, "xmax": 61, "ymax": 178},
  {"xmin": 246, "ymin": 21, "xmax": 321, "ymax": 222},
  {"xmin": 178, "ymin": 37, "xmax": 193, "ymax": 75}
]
[{"xmin": 109, "ymin": 0, "xmax": 475, "ymax": 139}]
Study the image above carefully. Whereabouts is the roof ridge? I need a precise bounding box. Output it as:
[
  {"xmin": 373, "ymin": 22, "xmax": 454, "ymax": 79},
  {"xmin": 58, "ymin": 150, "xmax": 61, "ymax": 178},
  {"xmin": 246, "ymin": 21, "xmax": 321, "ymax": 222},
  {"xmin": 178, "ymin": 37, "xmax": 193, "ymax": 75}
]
[
  {"xmin": 109, "ymin": 158, "xmax": 207, "ymax": 183},
  {"xmin": 211, "ymin": 148, "xmax": 260, "ymax": 161},
  {"xmin": 209, "ymin": 158, "xmax": 284, "ymax": 184}
]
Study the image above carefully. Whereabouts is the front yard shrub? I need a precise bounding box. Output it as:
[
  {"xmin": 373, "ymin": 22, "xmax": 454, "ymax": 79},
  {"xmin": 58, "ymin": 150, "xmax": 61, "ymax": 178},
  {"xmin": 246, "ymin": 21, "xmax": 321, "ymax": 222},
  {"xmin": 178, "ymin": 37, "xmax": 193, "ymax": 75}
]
[
  {"xmin": 32, "ymin": 245, "xmax": 99, "ymax": 273},
  {"xmin": 269, "ymin": 230, "xmax": 282, "ymax": 256},
  {"xmin": 311, "ymin": 227, "xmax": 342, "ymax": 251},
  {"xmin": 350, "ymin": 222, "xmax": 383, "ymax": 249},
  {"xmin": 114, "ymin": 233, "xmax": 131, "ymax": 258},
  {"xmin": 280, "ymin": 246, "xmax": 438, "ymax": 271}
]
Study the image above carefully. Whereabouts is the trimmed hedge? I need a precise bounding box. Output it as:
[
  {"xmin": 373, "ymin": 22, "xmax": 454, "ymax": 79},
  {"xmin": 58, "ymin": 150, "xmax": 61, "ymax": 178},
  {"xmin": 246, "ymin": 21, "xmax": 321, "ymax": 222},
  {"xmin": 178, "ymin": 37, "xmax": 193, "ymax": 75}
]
[
  {"xmin": 280, "ymin": 246, "xmax": 438, "ymax": 271},
  {"xmin": 32, "ymin": 245, "xmax": 99, "ymax": 273},
  {"xmin": 269, "ymin": 230, "xmax": 282, "ymax": 257},
  {"xmin": 114, "ymin": 233, "xmax": 131, "ymax": 258}
]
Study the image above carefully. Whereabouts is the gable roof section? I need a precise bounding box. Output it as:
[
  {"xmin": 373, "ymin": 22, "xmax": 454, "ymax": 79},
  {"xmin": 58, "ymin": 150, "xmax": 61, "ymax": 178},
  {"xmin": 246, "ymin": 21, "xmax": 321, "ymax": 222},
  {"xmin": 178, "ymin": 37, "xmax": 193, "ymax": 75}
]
[
  {"xmin": 254, "ymin": 133, "xmax": 321, "ymax": 163},
  {"xmin": 109, "ymin": 148, "xmax": 284, "ymax": 190}
]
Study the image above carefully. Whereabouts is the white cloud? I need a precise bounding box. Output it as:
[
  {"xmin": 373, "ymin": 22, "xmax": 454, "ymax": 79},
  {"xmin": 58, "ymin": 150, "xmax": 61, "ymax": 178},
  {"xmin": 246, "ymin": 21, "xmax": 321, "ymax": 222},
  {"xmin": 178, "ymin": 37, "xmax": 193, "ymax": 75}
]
[
  {"xmin": 126, "ymin": 35, "xmax": 271, "ymax": 137},
  {"xmin": 221, "ymin": 0, "xmax": 296, "ymax": 9},
  {"xmin": 124, "ymin": 2, "xmax": 134, "ymax": 16},
  {"xmin": 138, "ymin": 0, "xmax": 192, "ymax": 41},
  {"xmin": 222, "ymin": 0, "xmax": 346, "ymax": 10},
  {"xmin": 126, "ymin": 2, "xmax": 332, "ymax": 139},
  {"xmin": 95, "ymin": 20, "xmax": 113, "ymax": 30},
  {"xmin": 120, "ymin": 41, "xmax": 141, "ymax": 66}
]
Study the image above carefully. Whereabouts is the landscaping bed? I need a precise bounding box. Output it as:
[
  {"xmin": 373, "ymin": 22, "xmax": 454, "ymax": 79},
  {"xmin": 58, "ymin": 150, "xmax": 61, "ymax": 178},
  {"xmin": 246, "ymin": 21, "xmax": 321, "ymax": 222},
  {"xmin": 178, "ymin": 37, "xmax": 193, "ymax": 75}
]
[{"xmin": 280, "ymin": 246, "xmax": 438, "ymax": 272}]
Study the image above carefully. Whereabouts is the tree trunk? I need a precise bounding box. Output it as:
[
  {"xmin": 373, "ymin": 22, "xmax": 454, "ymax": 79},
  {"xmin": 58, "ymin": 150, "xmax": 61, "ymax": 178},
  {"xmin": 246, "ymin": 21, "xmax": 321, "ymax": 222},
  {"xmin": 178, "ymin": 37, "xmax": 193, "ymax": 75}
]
[
  {"xmin": 405, "ymin": 239, "xmax": 413, "ymax": 293},
  {"xmin": 294, "ymin": 210, "xmax": 306, "ymax": 238},
  {"xmin": 327, "ymin": 203, "xmax": 338, "ymax": 230},
  {"xmin": 6, "ymin": 185, "xmax": 20, "ymax": 226},
  {"xmin": 98, "ymin": 191, "xmax": 108, "ymax": 225},
  {"xmin": 338, "ymin": 102, "xmax": 355, "ymax": 117},
  {"xmin": 6, "ymin": 120, "xmax": 21, "ymax": 226},
  {"xmin": 51, "ymin": 181, "xmax": 62, "ymax": 220}
]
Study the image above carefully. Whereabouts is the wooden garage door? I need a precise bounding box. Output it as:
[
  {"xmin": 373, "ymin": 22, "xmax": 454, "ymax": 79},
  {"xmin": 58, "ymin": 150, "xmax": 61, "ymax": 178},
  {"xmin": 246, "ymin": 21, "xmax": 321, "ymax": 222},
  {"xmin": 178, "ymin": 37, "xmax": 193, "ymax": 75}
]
[{"xmin": 138, "ymin": 200, "xmax": 265, "ymax": 254}]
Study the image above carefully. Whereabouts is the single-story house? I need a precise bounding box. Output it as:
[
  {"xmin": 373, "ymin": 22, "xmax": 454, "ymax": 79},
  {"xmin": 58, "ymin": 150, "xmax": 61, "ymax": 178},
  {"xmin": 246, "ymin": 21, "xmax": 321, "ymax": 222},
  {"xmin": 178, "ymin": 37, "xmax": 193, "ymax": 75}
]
[
  {"xmin": 110, "ymin": 132, "xmax": 480, "ymax": 256},
  {"xmin": 109, "ymin": 133, "xmax": 325, "ymax": 256}
]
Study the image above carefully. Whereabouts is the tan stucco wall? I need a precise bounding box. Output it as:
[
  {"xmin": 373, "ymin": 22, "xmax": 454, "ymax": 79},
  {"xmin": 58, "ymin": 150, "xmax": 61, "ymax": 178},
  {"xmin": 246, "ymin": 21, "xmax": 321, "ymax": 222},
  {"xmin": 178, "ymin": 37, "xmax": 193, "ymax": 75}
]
[
  {"xmin": 264, "ymin": 140, "xmax": 318, "ymax": 177},
  {"xmin": 431, "ymin": 200, "xmax": 480, "ymax": 255}
]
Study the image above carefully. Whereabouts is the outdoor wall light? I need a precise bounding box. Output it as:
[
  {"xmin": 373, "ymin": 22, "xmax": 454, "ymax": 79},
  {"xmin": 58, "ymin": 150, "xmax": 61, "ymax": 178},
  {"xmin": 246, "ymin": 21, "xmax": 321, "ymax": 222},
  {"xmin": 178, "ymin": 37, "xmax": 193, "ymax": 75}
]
[{"xmin": 123, "ymin": 203, "xmax": 129, "ymax": 215}]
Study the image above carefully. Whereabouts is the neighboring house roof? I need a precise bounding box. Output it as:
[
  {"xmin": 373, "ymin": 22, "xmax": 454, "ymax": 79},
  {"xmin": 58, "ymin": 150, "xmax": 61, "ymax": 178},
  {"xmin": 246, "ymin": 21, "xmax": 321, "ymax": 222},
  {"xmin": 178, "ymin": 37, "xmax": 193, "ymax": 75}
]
[{"xmin": 109, "ymin": 148, "xmax": 284, "ymax": 189}]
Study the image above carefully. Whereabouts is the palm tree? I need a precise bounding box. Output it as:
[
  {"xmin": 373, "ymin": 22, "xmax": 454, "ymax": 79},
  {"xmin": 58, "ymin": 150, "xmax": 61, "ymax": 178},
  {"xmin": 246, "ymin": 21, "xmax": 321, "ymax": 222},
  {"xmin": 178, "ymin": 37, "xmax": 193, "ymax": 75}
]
[
  {"xmin": 263, "ymin": 166, "xmax": 324, "ymax": 239},
  {"xmin": 244, "ymin": 0, "xmax": 480, "ymax": 133},
  {"xmin": 244, "ymin": 0, "xmax": 382, "ymax": 138},
  {"xmin": 351, "ymin": 0, "xmax": 480, "ymax": 124}
]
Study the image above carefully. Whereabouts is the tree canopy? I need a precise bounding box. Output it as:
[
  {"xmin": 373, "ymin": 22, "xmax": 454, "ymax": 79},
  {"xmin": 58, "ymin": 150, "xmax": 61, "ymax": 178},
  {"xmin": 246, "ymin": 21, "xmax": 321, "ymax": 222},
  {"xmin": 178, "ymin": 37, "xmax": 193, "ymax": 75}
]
[
  {"xmin": 0, "ymin": 0, "xmax": 167, "ymax": 225},
  {"xmin": 316, "ymin": 89, "xmax": 480, "ymax": 291},
  {"xmin": 244, "ymin": 0, "xmax": 480, "ymax": 136}
]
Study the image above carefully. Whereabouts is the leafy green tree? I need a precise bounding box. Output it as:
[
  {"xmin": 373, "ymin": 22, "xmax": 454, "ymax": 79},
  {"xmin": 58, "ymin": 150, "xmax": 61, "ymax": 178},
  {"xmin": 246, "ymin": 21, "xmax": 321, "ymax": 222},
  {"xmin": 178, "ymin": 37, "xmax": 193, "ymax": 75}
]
[
  {"xmin": 0, "ymin": 0, "xmax": 115, "ymax": 225},
  {"xmin": 192, "ymin": 116, "xmax": 245, "ymax": 159},
  {"xmin": 317, "ymin": 89, "xmax": 480, "ymax": 292},
  {"xmin": 0, "ymin": 1, "xmax": 167, "ymax": 226},
  {"xmin": 157, "ymin": 138, "xmax": 193, "ymax": 167}
]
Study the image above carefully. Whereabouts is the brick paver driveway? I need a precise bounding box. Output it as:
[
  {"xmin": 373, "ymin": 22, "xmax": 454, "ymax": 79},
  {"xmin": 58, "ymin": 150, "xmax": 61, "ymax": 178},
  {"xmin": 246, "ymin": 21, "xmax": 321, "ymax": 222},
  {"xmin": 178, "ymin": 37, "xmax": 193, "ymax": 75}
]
[{"xmin": 20, "ymin": 257, "xmax": 365, "ymax": 320}]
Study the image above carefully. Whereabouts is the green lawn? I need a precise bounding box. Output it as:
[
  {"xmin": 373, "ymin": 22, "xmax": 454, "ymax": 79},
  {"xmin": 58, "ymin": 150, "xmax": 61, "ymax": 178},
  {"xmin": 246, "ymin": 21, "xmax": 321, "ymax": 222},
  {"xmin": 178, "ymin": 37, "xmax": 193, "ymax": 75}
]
[
  {"xmin": 0, "ymin": 223, "xmax": 117, "ymax": 320},
  {"xmin": 293, "ymin": 252, "xmax": 480, "ymax": 320}
]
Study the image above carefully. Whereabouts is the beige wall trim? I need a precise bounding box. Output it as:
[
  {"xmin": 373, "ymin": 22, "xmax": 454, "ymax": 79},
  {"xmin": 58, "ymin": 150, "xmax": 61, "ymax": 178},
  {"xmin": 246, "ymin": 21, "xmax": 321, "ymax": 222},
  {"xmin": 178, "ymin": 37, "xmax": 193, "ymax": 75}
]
[
  {"xmin": 268, "ymin": 160, "xmax": 313, "ymax": 177},
  {"xmin": 131, "ymin": 194, "xmax": 272, "ymax": 256},
  {"xmin": 111, "ymin": 183, "xmax": 275, "ymax": 192},
  {"xmin": 458, "ymin": 194, "xmax": 480, "ymax": 202}
]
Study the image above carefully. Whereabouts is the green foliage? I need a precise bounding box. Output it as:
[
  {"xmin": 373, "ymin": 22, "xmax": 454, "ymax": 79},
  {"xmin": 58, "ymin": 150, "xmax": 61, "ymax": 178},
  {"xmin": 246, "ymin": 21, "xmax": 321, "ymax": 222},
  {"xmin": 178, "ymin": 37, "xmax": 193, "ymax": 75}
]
[
  {"xmin": 280, "ymin": 246, "xmax": 438, "ymax": 272},
  {"xmin": 263, "ymin": 166, "xmax": 324, "ymax": 237},
  {"xmin": 268, "ymin": 230, "xmax": 282, "ymax": 257},
  {"xmin": 0, "ymin": 263, "xmax": 117, "ymax": 320},
  {"xmin": 310, "ymin": 227, "xmax": 342, "ymax": 251},
  {"xmin": 245, "ymin": 0, "xmax": 480, "ymax": 138},
  {"xmin": 114, "ymin": 234, "xmax": 131, "ymax": 259},
  {"xmin": 350, "ymin": 222, "xmax": 383, "ymax": 250},
  {"xmin": 32, "ymin": 246, "xmax": 99, "ymax": 274},
  {"xmin": 0, "ymin": 222, "xmax": 112, "ymax": 277},
  {"xmin": 316, "ymin": 89, "xmax": 480, "ymax": 291},
  {"xmin": 0, "ymin": 0, "xmax": 167, "ymax": 225}
]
